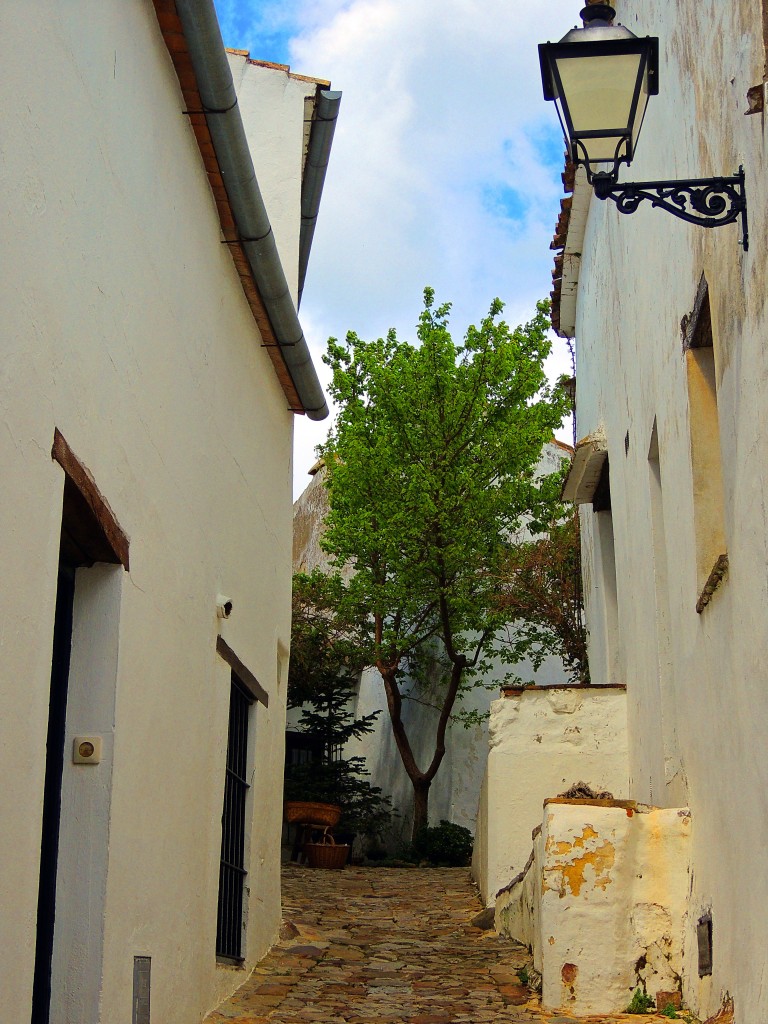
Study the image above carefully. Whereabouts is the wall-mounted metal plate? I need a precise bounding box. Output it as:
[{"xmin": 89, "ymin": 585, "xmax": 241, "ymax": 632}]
[
  {"xmin": 133, "ymin": 956, "xmax": 151, "ymax": 1024},
  {"xmin": 697, "ymin": 913, "xmax": 713, "ymax": 977},
  {"xmin": 73, "ymin": 736, "xmax": 102, "ymax": 764}
]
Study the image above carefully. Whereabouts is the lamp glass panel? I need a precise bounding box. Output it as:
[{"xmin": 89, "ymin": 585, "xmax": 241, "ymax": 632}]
[
  {"xmin": 631, "ymin": 70, "xmax": 651, "ymax": 150},
  {"xmin": 555, "ymin": 52, "xmax": 643, "ymax": 163}
]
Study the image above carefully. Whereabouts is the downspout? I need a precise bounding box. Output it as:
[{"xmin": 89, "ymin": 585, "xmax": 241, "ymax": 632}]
[
  {"xmin": 174, "ymin": 0, "xmax": 329, "ymax": 421},
  {"xmin": 298, "ymin": 89, "xmax": 342, "ymax": 307}
]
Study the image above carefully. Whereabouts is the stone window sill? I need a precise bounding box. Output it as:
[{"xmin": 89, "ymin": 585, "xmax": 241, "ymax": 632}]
[{"xmin": 216, "ymin": 955, "xmax": 246, "ymax": 969}]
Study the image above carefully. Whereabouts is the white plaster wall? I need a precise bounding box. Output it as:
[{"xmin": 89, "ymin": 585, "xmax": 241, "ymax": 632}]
[
  {"xmin": 346, "ymin": 665, "xmax": 497, "ymax": 845},
  {"xmin": 572, "ymin": 2, "xmax": 768, "ymax": 1018},
  {"xmin": 51, "ymin": 566, "xmax": 123, "ymax": 1024},
  {"xmin": 0, "ymin": 5, "xmax": 312, "ymax": 1022},
  {"xmin": 229, "ymin": 55, "xmax": 318, "ymax": 302},
  {"xmin": 495, "ymin": 826, "xmax": 543, "ymax": 965},
  {"xmin": 473, "ymin": 686, "xmax": 629, "ymax": 904}
]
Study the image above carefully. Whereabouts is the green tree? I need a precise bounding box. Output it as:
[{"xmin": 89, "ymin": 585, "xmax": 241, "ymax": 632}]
[
  {"xmin": 496, "ymin": 505, "xmax": 589, "ymax": 686},
  {"xmin": 288, "ymin": 569, "xmax": 372, "ymax": 713},
  {"xmin": 319, "ymin": 290, "xmax": 570, "ymax": 837}
]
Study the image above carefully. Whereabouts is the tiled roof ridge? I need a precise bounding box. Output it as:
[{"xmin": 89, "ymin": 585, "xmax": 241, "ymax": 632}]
[{"xmin": 225, "ymin": 49, "xmax": 331, "ymax": 87}]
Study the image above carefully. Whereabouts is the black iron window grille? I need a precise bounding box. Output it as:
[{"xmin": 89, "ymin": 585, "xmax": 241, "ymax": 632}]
[
  {"xmin": 285, "ymin": 730, "xmax": 323, "ymax": 767},
  {"xmin": 216, "ymin": 674, "xmax": 253, "ymax": 961}
]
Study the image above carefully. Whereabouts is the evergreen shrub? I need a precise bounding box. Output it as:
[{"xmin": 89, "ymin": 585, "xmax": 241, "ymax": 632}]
[{"xmin": 411, "ymin": 820, "xmax": 474, "ymax": 866}]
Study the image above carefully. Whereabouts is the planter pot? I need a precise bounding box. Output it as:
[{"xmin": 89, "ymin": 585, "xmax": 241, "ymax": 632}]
[
  {"xmin": 304, "ymin": 835, "xmax": 350, "ymax": 869},
  {"xmin": 283, "ymin": 801, "xmax": 341, "ymax": 827}
]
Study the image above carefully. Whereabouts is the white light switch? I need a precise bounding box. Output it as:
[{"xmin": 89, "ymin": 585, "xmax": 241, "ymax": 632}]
[{"xmin": 73, "ymin": 736, "xmax": 102, "ymax": 764}]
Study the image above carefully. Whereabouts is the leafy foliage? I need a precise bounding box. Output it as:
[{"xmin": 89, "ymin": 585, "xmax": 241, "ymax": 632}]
[
  {"xmin": 288, "ymin": 569, "xmax": 372, "ymax": 711},
  {"xmin": 411, "ymin": 820, "xmax": 474, "ymax": 866},
  {"xmin": 626, "ymin": 988, "xmax": 655, "ymax": 1014},
  {"xmin": 319, "ymin": 290, "xmax": 570, "ymax": 835},
  {"xmin": 285, "ymin": 571, "xmax": 393, "ymax": 838},
  {"xmin": 496, "ymin": 504, "xmax": 588, "ymax": 685}
]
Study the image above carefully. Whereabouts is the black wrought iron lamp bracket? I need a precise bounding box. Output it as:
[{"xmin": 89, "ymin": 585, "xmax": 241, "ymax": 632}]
[{"xmin": 591, "ymin": 166, "xmax": 749, "ymax": 251}]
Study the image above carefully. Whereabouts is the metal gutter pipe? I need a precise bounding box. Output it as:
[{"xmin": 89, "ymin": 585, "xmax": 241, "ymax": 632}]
[
  {"xmin": 174, "ymin": 0, "xmax": 329, "ymax": 421},
  {"xmin": 298, "ymin": 89, "xmax": 342, "ymax": 307}
]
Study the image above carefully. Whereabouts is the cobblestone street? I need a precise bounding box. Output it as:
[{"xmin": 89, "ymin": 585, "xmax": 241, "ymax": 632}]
[{"xmin": 206, "ymin": 864, "xmax": 679, "ymax": 1024}]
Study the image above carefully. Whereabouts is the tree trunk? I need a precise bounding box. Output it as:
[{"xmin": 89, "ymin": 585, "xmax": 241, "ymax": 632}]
[
  {"xmin": 377, "ymin": 656, "xmax": 469, "ymax": 844},
  {"xmin": 376, "ymin": 663, "xmax": 436, "ymax": 843},
  {"xmin": 412, "ymin": 778, "xmax": 431, "ymax": 840}
]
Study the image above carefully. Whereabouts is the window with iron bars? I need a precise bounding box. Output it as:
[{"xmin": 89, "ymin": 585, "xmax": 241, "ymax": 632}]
[
  {"xmin": 284, "ymin": 731, "xmax": 343, "ymax": 766},
  {"xmin": 216, "ymin": 674, "xmax": 253, "ymax": 961}
]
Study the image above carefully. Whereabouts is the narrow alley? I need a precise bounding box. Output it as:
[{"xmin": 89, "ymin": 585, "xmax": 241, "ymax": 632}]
[{"xmin": 206, "ymin": 865, "xmax": 679, "ymax": 1024}]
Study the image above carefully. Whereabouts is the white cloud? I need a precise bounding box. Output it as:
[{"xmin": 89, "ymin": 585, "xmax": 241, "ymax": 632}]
[{"xmin": 223, "ymin": 0, "xmax": 580, "ymax": 494}]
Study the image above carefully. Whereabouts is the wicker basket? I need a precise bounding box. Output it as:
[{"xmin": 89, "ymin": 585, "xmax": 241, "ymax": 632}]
[
  {"xmin": 304, "ymin": 834, "xmax": 350, "ymax": 870},
  {"xmin": 283, "ymin": 801, "xmax": 341, "ymax": 827}
]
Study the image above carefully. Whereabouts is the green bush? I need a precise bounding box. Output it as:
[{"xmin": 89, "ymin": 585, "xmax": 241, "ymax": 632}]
[
  {"xmin": 661, "ymin": 1004, "xmax": 679, "ymax": 1019},
  {"xmin": 626, "ymin": 988, "xmax": 655, "ymax": 1014},
  {"xmin": 411, "ymin": 820, "xmax": 474, "ymax": 866}
]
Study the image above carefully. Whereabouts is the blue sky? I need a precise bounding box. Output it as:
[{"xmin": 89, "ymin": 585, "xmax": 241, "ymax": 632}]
[
  {"xmin": 212, "ymin": 0, "xmax": 579, "ymax": 495},
  {"xmin": 214, "ymin": 0, "xmax": 295, "ymax": 63}
]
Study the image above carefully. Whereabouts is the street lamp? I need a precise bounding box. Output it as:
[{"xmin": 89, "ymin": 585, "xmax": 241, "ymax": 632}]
[{"xmin": 538, "ymin": 3, "xmax": 748, "ymax": 249}]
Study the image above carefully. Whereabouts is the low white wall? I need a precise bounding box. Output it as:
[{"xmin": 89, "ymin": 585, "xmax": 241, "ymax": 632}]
[
  {"xmin": 497, "ymin": 800, "xmax": 692, "ymax": 1015},
  {"xmin": 473, "ymin": 685, "xmax": 629, "ymax": 904},
  {"xmin": 495, "ymin": 826, "xmax": 543, "ymax": 969},
  {"xmin": 544, "ymin": 801, "xmax": 691, "ymax": 1014}
]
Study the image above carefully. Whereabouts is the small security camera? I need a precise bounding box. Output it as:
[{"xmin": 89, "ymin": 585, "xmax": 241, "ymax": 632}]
[{"xmin": 216, "ymin": 594, "xmax": 233, "ymax": 619}]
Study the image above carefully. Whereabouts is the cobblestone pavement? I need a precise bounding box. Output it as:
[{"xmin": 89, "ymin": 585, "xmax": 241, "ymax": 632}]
[{"xmin": 206, "ymin": 864, "xmax": 679, "ymax": 1024}]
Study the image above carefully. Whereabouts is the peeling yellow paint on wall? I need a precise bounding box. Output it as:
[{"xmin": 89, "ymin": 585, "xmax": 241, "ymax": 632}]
[
  {"xmin": 573, "ymin": 825, "xmax": 598, "ymax": 848},
  {"xmin": 545, "ymin": 824, "xmax": 598, "ymax": 856},
  {"xmin": 548, "ymin": 840, "xmax": 574, "ymax": 855},
  {"xmin": 543, "ymin": 835, "xmax": 616, "ymax": 898}
]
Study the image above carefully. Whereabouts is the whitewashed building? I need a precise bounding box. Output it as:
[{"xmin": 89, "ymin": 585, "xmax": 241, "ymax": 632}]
[
  {"xmin": 0, "ymin": 3, "xmax": 338, "ymax": 1022},
  {"xmin": 530, "ymin": 0, "xmax": 768, "ymax": 1019}
]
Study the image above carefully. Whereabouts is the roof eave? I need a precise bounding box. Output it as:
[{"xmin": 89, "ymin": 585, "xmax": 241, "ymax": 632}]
[
  {"xmin": 550, "ymin": 162, "xmax": 591, "ymax": 340},
  {"xmin": 153, "ymin": 0, "xmax": 329, "ymax": 419},
  {"xmin": 561, "ymin": 428, "xmax": 608, "ymax": 503}
]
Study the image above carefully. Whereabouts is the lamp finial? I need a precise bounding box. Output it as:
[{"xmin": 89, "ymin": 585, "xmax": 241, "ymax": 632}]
[{"xmin": 580, "ymin": 3, "xmax": 616, "ymax": 25}]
